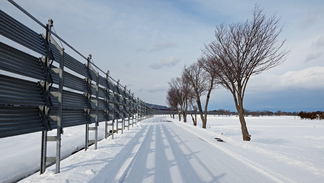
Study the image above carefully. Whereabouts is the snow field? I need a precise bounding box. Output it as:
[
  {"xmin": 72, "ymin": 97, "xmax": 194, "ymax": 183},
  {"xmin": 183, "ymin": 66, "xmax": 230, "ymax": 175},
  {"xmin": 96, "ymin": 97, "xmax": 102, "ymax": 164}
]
[
  {"xmin": 189, "ymin": 115, "xmax": 324, "ymax": 182},
  {"xmin": 1, "ymin": 115, "xmax": 323, "ymax": 182}
]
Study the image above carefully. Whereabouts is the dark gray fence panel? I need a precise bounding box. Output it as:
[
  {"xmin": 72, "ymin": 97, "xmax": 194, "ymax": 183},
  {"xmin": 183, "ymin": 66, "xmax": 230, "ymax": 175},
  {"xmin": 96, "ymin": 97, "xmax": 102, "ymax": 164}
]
[
  {"xmin": 49, "ymin": 88, "xmax": 88, "ymax": 109},
  {"xmin": 0, "ymin": 74, "xmax": 45, "ymax": 106},
  {"xmin": 107, "ymin": 80, "xmax": 115, "ymax": 91},
  {"xmin": 0, "ymin": 42, "xmax": 46, "ymax": 81},
  {"xmin": 97, "ymin": 111, "xmax": 106, "ymax": 122},
  {"xmin": 1, "ymin": 5, "xmax": 152, "ymax": 175},
  {"xmin": 97, "ymin": 99, "xmax": 107, "ymax": 110},
  {"xmin": 88, "ymin": 66, "xmax": 97, "ymax": 82},
  {"xmin": 0, "ymin": 106, "xmax": 45, "ymax": 138},
  {"xmin": 49, "ymin": 41, "xmax": 61, "ymax": 62},
  {"xmin": 60, "ymin": 71, "xmax": 88, "ymax": 93},
  {"xmin": 0, "ymin": 10, "xmax": 46, "ymax": 55},
  {"xmin": 48, "ymin": 109, "xmax": 87, "ymax": 128},
  {"xmin": 98, "ymin": 87, "xmax": 106, "ymax": 99},
  {"xmin": 98, "ymin": 75, "xmax": 107, "ymax": 88},
  {"xmin": 63, "ymin": 53, "xmax": 88, "ymax": 78}
]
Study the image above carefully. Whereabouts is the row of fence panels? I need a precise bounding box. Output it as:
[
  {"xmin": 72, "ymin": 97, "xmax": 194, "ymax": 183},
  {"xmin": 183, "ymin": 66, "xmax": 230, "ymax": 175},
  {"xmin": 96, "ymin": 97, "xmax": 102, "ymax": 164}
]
[{"xmin": 0, "ymin": 5, "xmax": 152, "ymax": 175}]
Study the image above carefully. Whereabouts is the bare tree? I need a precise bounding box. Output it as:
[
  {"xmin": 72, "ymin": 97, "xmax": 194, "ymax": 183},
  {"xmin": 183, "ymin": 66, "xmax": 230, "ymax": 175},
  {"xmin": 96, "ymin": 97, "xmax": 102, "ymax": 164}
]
[
  {"xmin": 180, "ymin": 74, "xmax": 191, "ymax": 123},
  {"xmin": 168, "ymin": 77, "xmax": 190, "ymax": 122},
  {"xmin": 166, "ymin": 87, "xmax": 179, "ymax": 119},
  {"xmin": 187, "ymin": 87, "xmax": 197, "ymax": 126},
  {"xmin": 189, "ymin": 103, "xmax": 198, "ymax": 126},
  {"xmin": 201, "ymin": 6, "xmax": 288, "ymax": 141},
  {"xmin": 183, "ymin": 62, "xmax": 216, "ymax": 128},
  {"xmin": 166, "ymin": 85, "xmax": 182, "ymax": 121}
]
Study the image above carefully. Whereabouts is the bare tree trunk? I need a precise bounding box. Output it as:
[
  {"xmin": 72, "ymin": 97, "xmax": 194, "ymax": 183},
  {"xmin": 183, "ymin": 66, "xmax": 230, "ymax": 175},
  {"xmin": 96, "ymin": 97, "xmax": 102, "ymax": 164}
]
[
  {"xmin": 189, "ymin": 102, "xmax": 197, "ymax": 126},
  {"xmin": 177, "ymin": 109, "xmax": 181, "ymax": 121},
  {"xmin": 182, "ymin": 100, "xmax": 188, "ymax": 123},
  {"xmin": 183, "ymin": 110, "xmax": 187, "ymax": 122},
  {"xmin": 202, "ymin": 81, "xmax": 213, "ymax": 129},
  {"xmin": 194, "ymin": 109, "xmax": 197, "ymax": 125},
  {"xmin": 236, "ymin": 96, "xmax": 251, "ymax": 141},
  {"xmin": 202, "ymin": 109, "xmax": 207, "ymax": 128},
  {"xmin": 190, "ymin": 109, "xmax": 196, "ymax": 126},
  {"xmin": 196, "ymin": 97, "xmax": 206, "ymax": 128}
]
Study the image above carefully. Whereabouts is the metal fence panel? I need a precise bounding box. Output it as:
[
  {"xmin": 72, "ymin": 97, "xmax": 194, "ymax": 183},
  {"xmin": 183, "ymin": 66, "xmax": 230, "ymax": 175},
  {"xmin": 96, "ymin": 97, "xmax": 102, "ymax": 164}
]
[
  {"xmin": 0, "ymin": 74, "xmax": 46, "ymax": 106},
  {"xmin": 0, "ymin": 6, "xmax": 152, "ymax": 175},
  {"xmin": 0, "ymin": 10, "xmax": 46, "ymax": 55},
  {"xmin": 0, "ymin": 42, "xmax": 46, "ymax": 81},
  {"xmin": 0, "ymin": 106, "xmax": 45, "ymax": 138}
]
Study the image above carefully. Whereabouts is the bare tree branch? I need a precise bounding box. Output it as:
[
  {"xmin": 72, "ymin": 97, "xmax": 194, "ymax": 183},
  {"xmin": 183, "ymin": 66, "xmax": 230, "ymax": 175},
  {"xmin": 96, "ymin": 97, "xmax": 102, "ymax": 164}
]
[
  {"xmin": 201, "ymin": 5, "xmax": 288, "ymax": 141},
  {"xmin": 183, "ymin": 62, "xmax": 217, "ymax": 128}
]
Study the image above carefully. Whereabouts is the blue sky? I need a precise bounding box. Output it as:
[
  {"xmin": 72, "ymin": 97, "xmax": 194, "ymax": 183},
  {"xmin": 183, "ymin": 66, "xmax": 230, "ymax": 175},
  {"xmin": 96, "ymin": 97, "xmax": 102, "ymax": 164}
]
[{"xmin": 1, "ymin": 0, "xmax": 324, "ymax": 112}]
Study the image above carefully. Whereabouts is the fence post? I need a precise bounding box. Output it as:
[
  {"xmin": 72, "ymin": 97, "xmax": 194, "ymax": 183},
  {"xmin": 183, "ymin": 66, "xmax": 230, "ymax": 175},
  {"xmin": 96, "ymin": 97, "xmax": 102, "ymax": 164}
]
[
  {"xmin": 105, "ymin": 71, "xmax": 114, "ymax": 139},
  {"xmin": 94, "ymin": 70, "xmax": 99, "ymax": 150},
  {"xmin": 136, "ymin": 98, "xmax": 138, "ymax": 123},
  {"xmin": 39, "ymin": 18, "xmax": 64, "ymax": 174},
  {"xmin": 141, "ymin": 99, "xmax": 143, "ymax": 121},
  {"xmin": 137, "ymin": 98, "xmax": 140, "ymax": 122},
  {"xmin": 132, "ymin": 93, "xmax": 136, "ymax": 125},
  {"xmin": 111, "ymin": 77, "xmax": 115, "ymax": 139},
  {"xmin": 55, "ymin": 46, "xmax": 64, "ymax": 173},
  {"xmin": 114, "ymin": 80, "xmax": 118, "ymax": 133},
  {"xmin": 40, "ymin": 130, "xmax": 47, "ymax": 174},
  {"xmin": 40, "ymin": 18, "xmax": 53, "ymax": 174},
  {"xmin": 128, "ymin": 89, "xmax": 131, "ymax": 128},
  {"xmin": 117, "ymin": 80, "xmax": 125, "ymax": 134},
  {"xmin": 85, "ymin": 55, "xmax": 92, "ymax": 151},
  {"xmin": 124, "ymin": 86, "xmax": 129, "ymax": 130},
  {"xmin": 121, "ymin": 85, "xmax": 125, "ymax": 132},
  {"xmin": 105, "ymin": 71, "xmax": 109, "ymax": 139}
]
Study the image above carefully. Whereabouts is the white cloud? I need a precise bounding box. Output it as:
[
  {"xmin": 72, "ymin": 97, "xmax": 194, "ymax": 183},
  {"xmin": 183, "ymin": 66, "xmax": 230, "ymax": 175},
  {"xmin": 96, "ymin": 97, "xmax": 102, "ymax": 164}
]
[
  {"xmin": 249, "ymin": 66, "xmax": 324, "ymax": 92},
  {"xmin": 304, "ymin": 35, "xmax": 324, "ymax": 62},
  {"xmin": 150, "ymin": 42, "xmax": 177, "ymax": 52},
  {"xmin": 149, "ymin": 56, "xmax": 181, "ymax": 69},
  {"xmin": 148, "ymin": 84, "xmax": 168, "ymax": 93},
  {"xmin": 312, "ymin": 36, "xmax": 324, "ymax": 49},
  {"xmin": 305, "ymin": 52, "xmax": 323, "ymax": 62},
  {"xmin": 300, "ymin": 6, "xmax": 324, "ymax": 28},
  {"xmin": 280, "ymin": 66, "xmax": 324, "ymax": 89}
]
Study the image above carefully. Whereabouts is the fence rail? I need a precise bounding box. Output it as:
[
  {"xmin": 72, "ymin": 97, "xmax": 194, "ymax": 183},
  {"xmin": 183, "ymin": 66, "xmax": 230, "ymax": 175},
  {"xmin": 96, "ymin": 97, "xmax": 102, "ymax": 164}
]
[{"xmin": 0, "ymin": 3, "xmax": 151, "ymax": 175}]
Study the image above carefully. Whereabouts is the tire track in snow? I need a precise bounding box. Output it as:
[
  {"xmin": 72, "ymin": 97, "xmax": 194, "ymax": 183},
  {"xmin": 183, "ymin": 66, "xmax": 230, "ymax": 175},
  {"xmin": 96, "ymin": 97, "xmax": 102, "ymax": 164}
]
[
  {"xmin": 118, "ymin": 119, "xmax": 154, "ymax": 183},
  {"xmin": 171, "ymin": 118, "xmax": 296, "ymax": 183},
  {"xmin": 227, "ymin": 137, "xmax": 324, "ymax": 178}
]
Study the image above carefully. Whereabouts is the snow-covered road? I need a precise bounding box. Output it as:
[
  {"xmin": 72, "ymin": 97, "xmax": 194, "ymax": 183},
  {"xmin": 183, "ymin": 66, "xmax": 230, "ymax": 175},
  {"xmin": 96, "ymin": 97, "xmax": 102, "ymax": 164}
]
[
  {"xmin": 119, "ymin": 116, "xmax": 285, "ymax": 183},
  {"xmin": 17, "ymin": 116, "xmax": 312, "ymax": 183}
]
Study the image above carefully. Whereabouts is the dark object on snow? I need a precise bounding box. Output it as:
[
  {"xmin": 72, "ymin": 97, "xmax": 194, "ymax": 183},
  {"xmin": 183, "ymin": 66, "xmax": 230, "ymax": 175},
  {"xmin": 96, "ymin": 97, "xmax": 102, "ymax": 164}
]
[{"xmin": 215, "ymin": 137, "xmax": 225, "ymax": 142}]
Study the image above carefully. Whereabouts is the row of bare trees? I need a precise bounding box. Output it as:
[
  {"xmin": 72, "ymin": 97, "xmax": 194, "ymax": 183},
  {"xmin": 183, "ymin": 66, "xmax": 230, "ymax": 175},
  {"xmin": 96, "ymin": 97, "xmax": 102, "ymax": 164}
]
[
  {"xmin": 167, "ymin": 60, "xmax": 216, "ymax": 128},
  {"xmin": 166, "ymin": 5, "xmax": 288, "ymax": 141},
  {"xmin": 298, "ymin": 111, "xmax": 324, "ymax": 120}
]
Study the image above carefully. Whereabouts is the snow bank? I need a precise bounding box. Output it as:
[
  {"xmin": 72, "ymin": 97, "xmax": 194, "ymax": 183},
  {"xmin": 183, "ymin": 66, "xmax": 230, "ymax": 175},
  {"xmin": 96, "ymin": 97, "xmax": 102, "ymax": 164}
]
[{"xmin": 1, "ymin": 116, "xmax": 323, "ymax": 182}]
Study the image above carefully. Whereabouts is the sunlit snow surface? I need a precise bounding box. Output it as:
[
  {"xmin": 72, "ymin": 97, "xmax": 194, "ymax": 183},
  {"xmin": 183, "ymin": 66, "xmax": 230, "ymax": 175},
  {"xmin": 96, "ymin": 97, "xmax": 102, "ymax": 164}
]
[{"xmin": 1, "ymin": 115, "xmax": 323, "ymax": 182}]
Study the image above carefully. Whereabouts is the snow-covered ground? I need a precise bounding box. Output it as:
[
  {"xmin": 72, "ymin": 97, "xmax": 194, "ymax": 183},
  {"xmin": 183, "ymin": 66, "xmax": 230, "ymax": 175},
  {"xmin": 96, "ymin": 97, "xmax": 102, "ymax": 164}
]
[{"xmin": 1, "ymin": 115, "xmax": 324, "ymax": 182}]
